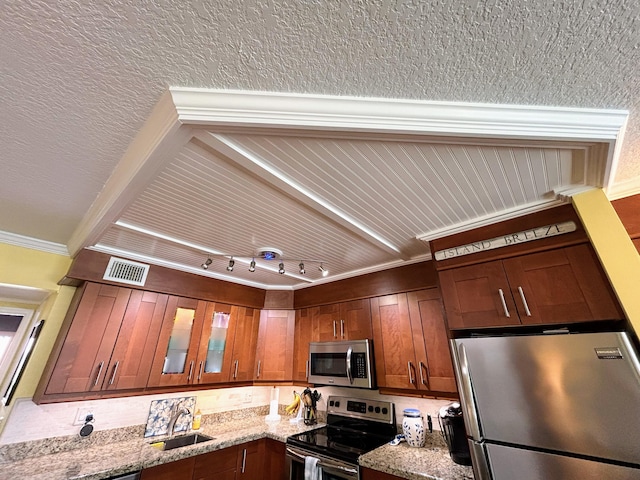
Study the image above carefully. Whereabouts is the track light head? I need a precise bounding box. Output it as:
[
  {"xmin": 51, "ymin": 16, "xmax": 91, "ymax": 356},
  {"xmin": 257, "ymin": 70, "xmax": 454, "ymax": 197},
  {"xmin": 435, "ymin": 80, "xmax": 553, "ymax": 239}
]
[
  {"xmin": 249, "ymin": 258, "xmax": 256, "ymax": 272},
  {"xmin": 299, "ymin": 262, "xmax": 305, "ymax": 274},
  {"xmin": 278, "ymin": 262, "xmax": 285, "ymax": 274},
  {"xmin": 318, "ymin": 263, "xmax": 328, "ymax": 277},
  {"xmin": 226, "ymin": 257, "xmax": 235, "ymax": 272},
  {"xmin": 201, "ymin": 258, "xmax": 212, "ymax": 270}
]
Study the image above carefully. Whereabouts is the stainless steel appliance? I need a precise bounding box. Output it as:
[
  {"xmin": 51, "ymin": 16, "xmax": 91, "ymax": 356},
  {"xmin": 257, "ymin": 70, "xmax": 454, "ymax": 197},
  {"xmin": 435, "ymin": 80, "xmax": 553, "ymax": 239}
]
[
  {"xmin": 451, "ymin": 329, "xmax": 640, "ymax": 479},
  {"xmin": 286, "ymin": 395, "xmax": 396, "ymax": 479},
  {"xmin": 308, "ymin": 340, "xmax": 376, "ymax": 389}
]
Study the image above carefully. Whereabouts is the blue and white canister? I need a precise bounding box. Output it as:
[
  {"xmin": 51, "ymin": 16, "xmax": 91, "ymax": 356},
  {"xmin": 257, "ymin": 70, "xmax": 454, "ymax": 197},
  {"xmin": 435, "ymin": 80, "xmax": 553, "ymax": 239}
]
[{"xmin": 402, "ymin": 408, "xmax": 426, "ymax": 447}]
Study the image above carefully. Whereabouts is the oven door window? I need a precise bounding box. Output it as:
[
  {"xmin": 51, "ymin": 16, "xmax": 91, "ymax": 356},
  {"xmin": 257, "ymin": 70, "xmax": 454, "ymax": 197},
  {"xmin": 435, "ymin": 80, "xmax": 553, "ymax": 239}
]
[{"xmin": 310, "ymin": 353, "xmax": 347, "ymax": 377}]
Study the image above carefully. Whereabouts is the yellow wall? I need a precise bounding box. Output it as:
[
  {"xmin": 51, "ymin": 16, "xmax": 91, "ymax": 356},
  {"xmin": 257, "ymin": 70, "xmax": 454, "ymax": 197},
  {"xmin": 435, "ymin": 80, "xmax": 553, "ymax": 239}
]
[
  {"xmin": 0, "ymin": 243, "xmax": 74, "ymax": 400},
  {"xmin": 573, "ymin": 189, "xmax": 640, "ymax": 335}
]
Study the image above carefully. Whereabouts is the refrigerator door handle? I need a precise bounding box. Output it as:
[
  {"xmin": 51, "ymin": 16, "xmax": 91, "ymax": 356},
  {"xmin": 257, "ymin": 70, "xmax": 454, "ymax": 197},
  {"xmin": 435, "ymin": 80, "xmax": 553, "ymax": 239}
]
[{"xmin": 453, "ymin": 342, "xmax": 483, "ymax": 441}]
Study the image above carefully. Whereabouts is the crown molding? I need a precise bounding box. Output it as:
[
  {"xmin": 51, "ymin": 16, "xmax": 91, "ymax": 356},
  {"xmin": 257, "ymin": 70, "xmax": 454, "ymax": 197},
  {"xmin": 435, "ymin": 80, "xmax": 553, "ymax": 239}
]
[
  {"xmin": 0, "ymin": 230, "xmax": 69, "ymax": 256},
  {"xmin": 169, "ymin": 87, "xmax": 629, "ymax": 141}
]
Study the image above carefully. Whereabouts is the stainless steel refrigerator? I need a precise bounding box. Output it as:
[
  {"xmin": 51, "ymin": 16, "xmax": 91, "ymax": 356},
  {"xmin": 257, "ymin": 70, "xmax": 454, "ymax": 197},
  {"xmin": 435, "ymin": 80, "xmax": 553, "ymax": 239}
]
[{"xmin": 450, "ymin": 330, "xmax": 640, "ymax": 480}]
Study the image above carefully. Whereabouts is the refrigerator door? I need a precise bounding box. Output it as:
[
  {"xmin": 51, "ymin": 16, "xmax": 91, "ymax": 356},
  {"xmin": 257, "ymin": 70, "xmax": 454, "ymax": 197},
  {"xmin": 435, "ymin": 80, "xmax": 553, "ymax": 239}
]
[
  {"xmin": 452, "ymin": 332, "xmax": 640, "ymax": 465},
  {"xmin": 486, "ymin": 444, "xmax": 640, "ymax": 480}
]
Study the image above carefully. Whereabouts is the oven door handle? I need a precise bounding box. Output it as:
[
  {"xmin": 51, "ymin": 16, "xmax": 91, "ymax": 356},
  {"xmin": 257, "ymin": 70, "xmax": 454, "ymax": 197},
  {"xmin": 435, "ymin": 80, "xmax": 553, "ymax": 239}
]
[
  {"xmin": 346, "ymin": 346, "xmax": 353, "ymax": 384},
  {"xmin": 286, "ymin": 447, "xmax": 358, "ymax": 475}
]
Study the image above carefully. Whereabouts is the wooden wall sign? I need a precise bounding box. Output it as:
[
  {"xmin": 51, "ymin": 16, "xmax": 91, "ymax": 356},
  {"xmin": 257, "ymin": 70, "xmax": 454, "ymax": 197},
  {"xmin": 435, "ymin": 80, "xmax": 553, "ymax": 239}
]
[{"xmin": 434, "ymin": 221, "xmax": 577, "ymax": 261}]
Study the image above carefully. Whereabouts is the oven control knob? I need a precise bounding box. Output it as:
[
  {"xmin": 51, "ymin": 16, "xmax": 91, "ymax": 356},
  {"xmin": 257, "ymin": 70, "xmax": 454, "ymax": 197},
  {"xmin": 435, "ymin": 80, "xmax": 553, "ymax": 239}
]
[
  {"xmin": 382, "ymin": 407, "xmax": 388, "ymax": 415},
  {"xmin": 368, "ymin": 406, "xmax": 373, "ymax": 412},
  {"xmin": 375, "ymin": 406, "xmax": 381, "ymax": 413}
]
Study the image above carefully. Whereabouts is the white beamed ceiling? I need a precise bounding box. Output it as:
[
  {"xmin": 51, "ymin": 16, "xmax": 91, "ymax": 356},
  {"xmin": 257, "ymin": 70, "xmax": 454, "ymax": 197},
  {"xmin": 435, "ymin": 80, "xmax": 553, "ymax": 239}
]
[{"xmin": 76, "ymin": 89, "xmax": 628, "ymax": 289}]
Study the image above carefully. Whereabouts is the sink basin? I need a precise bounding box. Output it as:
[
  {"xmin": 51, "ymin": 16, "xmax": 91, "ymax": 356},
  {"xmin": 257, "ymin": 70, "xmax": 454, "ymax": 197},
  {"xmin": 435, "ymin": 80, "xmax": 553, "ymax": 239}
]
[{"xmin": 150, "ymin": 433, "xmax": 214, "ymax": 450}]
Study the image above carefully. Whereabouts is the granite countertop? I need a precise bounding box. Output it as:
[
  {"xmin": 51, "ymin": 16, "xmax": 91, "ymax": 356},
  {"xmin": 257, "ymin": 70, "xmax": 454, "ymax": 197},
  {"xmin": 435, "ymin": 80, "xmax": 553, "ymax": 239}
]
[
  {"xmin": 0, "ymin": 415, "xmax": 318, "ymax": 480},
  {"xmin": 0, "ymin": 412, "xmax": 474, "ymax": 480},
  {"xmin": 360, "ymin": 435, "xmax": 475, "ymax": 480}
]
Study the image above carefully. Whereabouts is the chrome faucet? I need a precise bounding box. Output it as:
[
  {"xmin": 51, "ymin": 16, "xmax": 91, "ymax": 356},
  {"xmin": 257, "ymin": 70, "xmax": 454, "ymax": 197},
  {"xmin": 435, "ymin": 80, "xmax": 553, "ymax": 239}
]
[{"xmin": 167, "ymin": 402, "xmax": 191, "ymax": 437}]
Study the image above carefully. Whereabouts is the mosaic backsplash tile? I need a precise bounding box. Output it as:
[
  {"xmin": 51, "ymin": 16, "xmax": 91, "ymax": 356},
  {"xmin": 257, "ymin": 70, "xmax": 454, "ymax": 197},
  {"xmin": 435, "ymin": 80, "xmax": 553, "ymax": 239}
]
[{"xmin": 144, "ymin": 396, "xmax": 195, "ymax": 437}]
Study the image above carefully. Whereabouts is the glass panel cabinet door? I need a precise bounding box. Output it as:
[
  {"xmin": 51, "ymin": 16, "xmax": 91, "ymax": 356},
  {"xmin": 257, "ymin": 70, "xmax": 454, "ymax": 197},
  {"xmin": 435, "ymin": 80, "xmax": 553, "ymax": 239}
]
[
  {"xmin": 204, "ymin": 311, "xmax": 230, "ymax": 374},
  {"xmin": 163, "ymin": 307, "xmax": 196, "ymax": 374},
  {"xmin": 196, "ymin": 303, "xmax": 235, "ymax": 384}
]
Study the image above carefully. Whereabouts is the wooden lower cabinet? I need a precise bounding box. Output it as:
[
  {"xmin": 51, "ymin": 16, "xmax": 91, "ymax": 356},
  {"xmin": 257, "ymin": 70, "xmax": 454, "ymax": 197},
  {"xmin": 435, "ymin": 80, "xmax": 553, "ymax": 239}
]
[
  {"xmin": 370, "ymin": 289, "xmax": 456, "ymax": 393},
  {"xmin": 360, "ymin": 467, "xmax": 404, "ymax": 480},
  {"xmin": 141, "ymin": 439, "xmax": 278, "ymax": 480}
]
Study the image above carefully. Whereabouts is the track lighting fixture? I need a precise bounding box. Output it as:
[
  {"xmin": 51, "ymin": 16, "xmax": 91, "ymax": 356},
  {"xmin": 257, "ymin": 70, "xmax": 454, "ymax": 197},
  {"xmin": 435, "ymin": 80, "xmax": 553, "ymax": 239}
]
[{"xmin": 200, "ymin": 250, "xmax": 327, "ymax": 277}]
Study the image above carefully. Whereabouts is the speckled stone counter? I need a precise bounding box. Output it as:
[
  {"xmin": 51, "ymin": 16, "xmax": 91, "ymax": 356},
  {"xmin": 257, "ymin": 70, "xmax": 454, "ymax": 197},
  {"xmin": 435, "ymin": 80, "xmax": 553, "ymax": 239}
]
[
  {"xmin": 0, "ymin": 413, "xmax": 319, "ymax": 480},
  {"xmin": 359, "ymin": 433, "xmax": 475, "ymax": 480}
]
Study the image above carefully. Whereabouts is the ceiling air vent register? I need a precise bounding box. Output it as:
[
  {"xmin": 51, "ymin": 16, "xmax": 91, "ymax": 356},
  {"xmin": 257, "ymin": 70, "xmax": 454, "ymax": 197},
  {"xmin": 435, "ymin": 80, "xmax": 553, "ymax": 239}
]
[{"xmin": 103, "ymin": 257, "xmax": 150, "ymax": 286}]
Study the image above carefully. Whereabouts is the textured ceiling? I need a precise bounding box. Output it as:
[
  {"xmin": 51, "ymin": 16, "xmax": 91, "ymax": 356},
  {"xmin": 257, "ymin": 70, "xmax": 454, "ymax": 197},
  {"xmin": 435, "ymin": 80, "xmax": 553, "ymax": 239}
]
[{"xmin": 1, "ymin": 1, "xmax": 639, "ymax": 288}]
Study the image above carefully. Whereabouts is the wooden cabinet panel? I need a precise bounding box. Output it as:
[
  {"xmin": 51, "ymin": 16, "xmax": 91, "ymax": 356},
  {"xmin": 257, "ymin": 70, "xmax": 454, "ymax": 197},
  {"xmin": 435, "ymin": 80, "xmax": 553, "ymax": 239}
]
[
  {"xmin": 228, "ymin": 306, "xmax": 260, "ymax": 382},
  {"xmin": 106, "ymin": 290, "xmax": 168, "ymax": 390},
  {"xmin": 312, "ymin": 300, "xmax": 372, "ymax": 341},
  {"xmin": 293, "ymin": 308, "xmax": 313, "ymax": 382},
  {"xmin": 193, "ymin": 444, "xmax": 238, "ymax": 480},
  {"xmin": 371, "ymin": 290, "xmax": 456, "ymax": 393},
  {"xmin": 438, "ymin": 261, "xmax": 515, "ymax": 329},
  {"xmin": 140, "ymin": 456, "xmax": 195, "ymax": 480},
  {"xmin": 255, "ymin": 310, "xmax": 295, "ymax": 381},
  {"xmin": 370, "ymin": 294, "xmax": 418, "ymax": 389},
  {"xmin": 236, "ymin": 439, "xmax": 265, "ymax": 480},
  {"xmin": 45, "ymin": 283, "xmax": 131, "ymax": 395},
  {"xmin": 264, "ymin": 438, "xmax": 286, "ymax": 480},
  {"xmin": 407, "ymin": 289, "xmax": 456, "ymax": 392},
  {"xmin": 313, "ymin": 303, "xmax": 342, "ymax": 341},
  {"xmin": 440, "ymin": 244, "xmax": 624, "ymax": 329}
]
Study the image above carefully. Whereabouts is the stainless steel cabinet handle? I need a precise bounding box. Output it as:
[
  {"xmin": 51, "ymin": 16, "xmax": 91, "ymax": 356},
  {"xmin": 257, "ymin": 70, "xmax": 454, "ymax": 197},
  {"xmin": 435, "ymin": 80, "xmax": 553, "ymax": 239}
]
[
  {"xmin": 187, "ymin": 360, "xmax": 194, "ymax": 381},
  {"xmin": 93, "ymin": 361, "xmax": 104, "ymax": 387},
  {"xmin": 419, "ymin": 361, "xmax": 430, "ymax": 389},
  {"xmin": 256, "ymin": 360, "xmax": 261, "ymax": 378},
  {"xmin": 233, "ymin": 360, "xmax": 239, "ymax": 379},
  {"xmin": 198, "ymin": 361, "xmax": 204, "ymax": 381},
  {"xmin": 108, "ymin": 361, "xmax": 119, "ymax": 386},
  {"xmin": 518, "ymin": 286, "xmax": 532, "ymax": 316},
  {"xmin": 498, "ymin": 288, "xmax": 511, "ymax": 318},
  {"xmin": 407, "ymin": 361, "xmax": 415, "ymax": 384},
  {"xmin": 333, "ymin": 320, "xmax": 337, "ymax": 338},
  {"xmin": 340, "ymin": 319, "xmax": 345, "ymax": 338},
  {"xmin": 241, "ymin": 448, "xmax": 247, "ymax": 473}
]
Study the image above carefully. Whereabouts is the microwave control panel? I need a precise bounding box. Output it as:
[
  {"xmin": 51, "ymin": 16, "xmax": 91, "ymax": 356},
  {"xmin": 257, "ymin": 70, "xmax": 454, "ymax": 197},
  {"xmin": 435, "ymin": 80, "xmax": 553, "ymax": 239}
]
[{"xmin": 353, "ymin": 352, "xmax": 368, "ymax": 378}]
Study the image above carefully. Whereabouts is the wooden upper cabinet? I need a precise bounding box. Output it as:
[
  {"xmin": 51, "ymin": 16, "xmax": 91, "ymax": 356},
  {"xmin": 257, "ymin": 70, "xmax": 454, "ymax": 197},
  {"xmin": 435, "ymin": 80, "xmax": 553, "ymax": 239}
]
[
  {"xmin": 293, "ymin": 308, "xmax": 313, "ymax": 382},
  {"xmin": 440, "ymin": 244, "xmax": 624, "ymax": 329},
  {"xmin": 227, "ymin": 306, "xmax": 260, "ymax": 382},
  {"xmin": 312, "ymin": 299, "xmax": 372, "ymax": 341},
  {"xmin": 195, "ymin": 302, "xmax": 235, "ymax": 384},
  {"xmin": 254, "ymin": 310, "xmax": 295, "ymax": 381}
]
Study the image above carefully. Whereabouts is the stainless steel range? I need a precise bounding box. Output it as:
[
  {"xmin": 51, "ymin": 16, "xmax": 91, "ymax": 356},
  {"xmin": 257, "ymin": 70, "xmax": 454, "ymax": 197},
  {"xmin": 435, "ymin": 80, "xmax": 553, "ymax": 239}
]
[{"xmin": 286, "ymin": 395, "xmax": 396, "ymax": 480}]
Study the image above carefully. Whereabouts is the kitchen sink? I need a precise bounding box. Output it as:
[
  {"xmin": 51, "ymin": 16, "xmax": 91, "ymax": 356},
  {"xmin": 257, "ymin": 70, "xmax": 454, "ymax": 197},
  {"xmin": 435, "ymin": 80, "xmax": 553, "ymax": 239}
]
[{"xmin": 150, "ymin": 433, "xmax": 214, "ymax": 451}]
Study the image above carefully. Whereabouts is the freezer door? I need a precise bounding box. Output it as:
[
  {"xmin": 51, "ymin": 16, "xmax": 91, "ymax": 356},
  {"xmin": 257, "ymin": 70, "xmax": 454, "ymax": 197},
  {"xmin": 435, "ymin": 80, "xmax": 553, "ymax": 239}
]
[
  {"xmin": 486, "ymin": 443, "xmax": 640, "ymax": 480},
  {"xmin": 453, "ymin": 332, "xmax": 640, "ymax": 465}
]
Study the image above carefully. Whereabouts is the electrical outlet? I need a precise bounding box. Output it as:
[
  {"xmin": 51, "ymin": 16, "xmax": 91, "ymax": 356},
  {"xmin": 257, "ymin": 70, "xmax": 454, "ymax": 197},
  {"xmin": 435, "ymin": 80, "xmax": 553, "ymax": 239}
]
[{"xmin": 73, "ymin": 408, "xmax": 93, "ymax": 426}]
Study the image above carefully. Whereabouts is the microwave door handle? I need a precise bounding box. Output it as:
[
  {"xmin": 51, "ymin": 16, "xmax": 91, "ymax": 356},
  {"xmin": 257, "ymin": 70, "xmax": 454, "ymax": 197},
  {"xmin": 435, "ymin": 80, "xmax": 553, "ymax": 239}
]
[{"xmin": 346, "ymin": 346, "xmax": 354, "ymax": 384}]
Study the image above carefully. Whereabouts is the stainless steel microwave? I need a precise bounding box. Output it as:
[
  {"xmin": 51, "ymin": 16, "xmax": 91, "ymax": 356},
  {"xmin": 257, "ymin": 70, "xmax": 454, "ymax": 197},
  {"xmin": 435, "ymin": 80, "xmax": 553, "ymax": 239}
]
[{"xmin": 308, "ymin": 339, "xmax": 376, "ymax": 389}]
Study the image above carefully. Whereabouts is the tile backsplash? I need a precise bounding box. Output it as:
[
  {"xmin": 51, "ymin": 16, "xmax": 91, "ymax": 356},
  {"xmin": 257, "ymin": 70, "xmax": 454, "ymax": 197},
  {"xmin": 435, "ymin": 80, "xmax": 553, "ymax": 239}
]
[
  {"xmin": 0, "ymin": 385, "xmax": 455, "ymax": 445},
  {"xmin": 144, "ymin": 396, "xmax": 196, "ymax": 437}
]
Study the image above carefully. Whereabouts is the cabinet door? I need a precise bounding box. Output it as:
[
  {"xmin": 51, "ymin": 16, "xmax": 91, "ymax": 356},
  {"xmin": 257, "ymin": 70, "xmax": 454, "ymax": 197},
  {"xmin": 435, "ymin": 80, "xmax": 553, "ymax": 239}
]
[
  {"xmin": 104, "ymin": 290, "xmax": 168, "ymax": 391},
  {"xmin": 140, "ymin": 456, "xmax": 195, "ymax": 480},
  {"xmin": 148, "ymin": 296, "xmax": 206, "ymax": 387},
  {"xmin": 236, "ymin": 439, "xmax": 265, "ymax": 480},
  {"xmin": 340, "ymin": 299, "xmax": 373, "ymax": 340},
  {"xmin": 195, "ymin": 302, "xmax": 234, "ymax": 384},
  {"xmin": 193, "ymin": 444, "xmax": 238, "ymax": 480},
  {"xmin": 255, "ymin": 310, "xmax": 295, "ymax": 381},
  {"xmin": 439, "ymin": 260, "xmax": 518, "ymax": 329},
  {"xmin": 370, "ymin": 294, "xmax": 419, "ymax": 389},
  {"xmin": 312, "ymin": 303, "xmax": 341, "ymax": 341},
  {"xmin": 293, "ymin": 308, "xmax": 313, "ymax": 382},
  {"xmin": 503, "ymin": 244, "xmax": 624, "ymax": 325},
  {"xmin": 228, "ymin": 306, "xmax": 260, "ymax": 382},
  {"xmin": 407, "ymin": 289, "xmax": 456, "ymax": 393},
  {"xmin": 45, "ymin": 283, "xmax": 131, "ymax": 395},
  {"xmin": 264, "ymin": 438, "xmax": 286, "ymax": 480}
]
